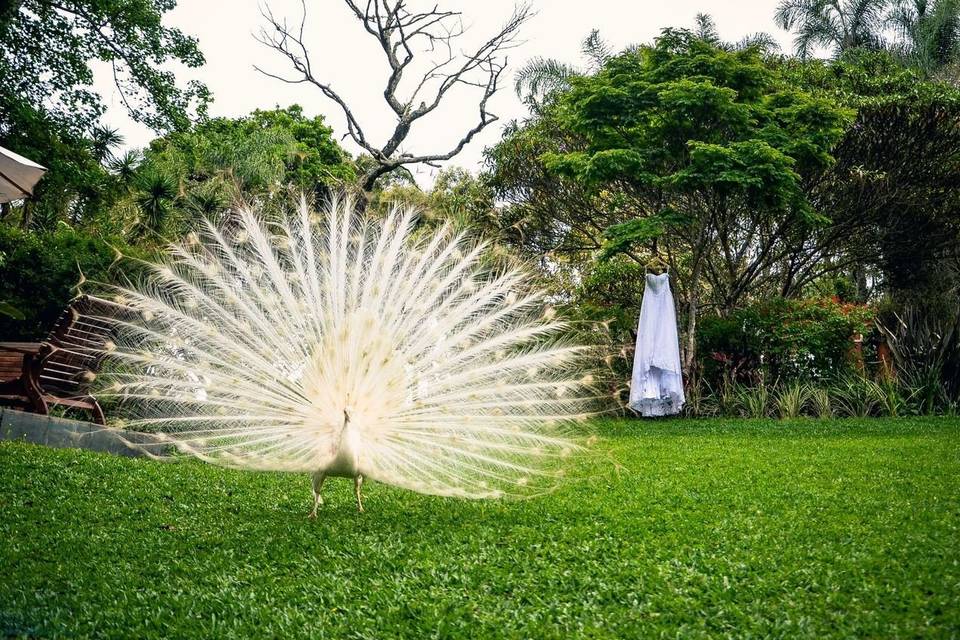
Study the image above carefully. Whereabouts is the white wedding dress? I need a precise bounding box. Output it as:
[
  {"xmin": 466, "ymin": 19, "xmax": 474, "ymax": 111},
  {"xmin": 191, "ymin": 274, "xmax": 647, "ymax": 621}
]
[{"xmin": 629, "ymin": 272, "xmax": 685, "ymax": 417}]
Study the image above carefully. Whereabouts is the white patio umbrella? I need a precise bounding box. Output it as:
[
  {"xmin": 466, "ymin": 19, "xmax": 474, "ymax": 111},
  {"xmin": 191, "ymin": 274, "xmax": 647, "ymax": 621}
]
[{"xmin": 0, "ymin": 145, "xmax": 47, "ymax": 203}]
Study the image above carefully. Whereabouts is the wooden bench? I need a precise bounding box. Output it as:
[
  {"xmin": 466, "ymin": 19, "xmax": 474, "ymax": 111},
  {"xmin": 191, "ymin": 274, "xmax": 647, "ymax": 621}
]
[{"xmin": 0, "ymin": 295, "xmax": 131, "ymax": 424}]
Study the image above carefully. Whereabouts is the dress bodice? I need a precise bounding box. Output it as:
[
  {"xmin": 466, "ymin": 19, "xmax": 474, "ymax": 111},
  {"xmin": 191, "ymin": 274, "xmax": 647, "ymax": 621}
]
[{"xmin": 645, "ymin": 272, "xmax": 670, "ymax": 294}]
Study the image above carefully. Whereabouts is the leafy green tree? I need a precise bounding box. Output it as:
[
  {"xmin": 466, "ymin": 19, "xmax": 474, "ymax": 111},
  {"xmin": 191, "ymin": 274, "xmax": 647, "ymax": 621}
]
[
  {"xmin": 485, "ymin": 109, "xmax": 614, "ymax": 299},
  {"xmin": 241, "ymin": 107, "xmax": 357, "ymax": 191},
  {"xmin": 140, "ymin": 106, "xmax": 354, "ymax": 192},
  {"xmin": 570, "ymin": 256, "xmax": 649, "ymax": 382},
  {"xmin": 0, "ymin": 224, "xmax": 139, "ymax": 340},
  {"xmin": 1, "ymin": 0, "xmax": 209, "ymax": 135},
  {"xmin": 369, "ymin": 167, "xmax": 502, "ymax": 245},
  {"xmin": 513, "ymin": 19, "xmax": 780, "ymax": 107},
  {"xmin": 421, "ymin": 168, "xmax": 499, "ymax": 235},
  {"xmin": 784, "ymin": 51, "xmax": 960, "ymax": 303},
  {"xmin": 0, "ymin": 0, "xmax": 209, "ymax": 230},
  {"xmin": 541, "ymin": 31, "xmax": 850, "ymax": 371}
]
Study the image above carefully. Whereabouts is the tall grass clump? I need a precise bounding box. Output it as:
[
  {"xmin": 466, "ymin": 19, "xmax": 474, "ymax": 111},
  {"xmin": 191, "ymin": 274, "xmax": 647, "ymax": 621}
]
[
  {"xmin": 873, "ymin": 377, "xmax": 908, "ymax": 417},
  {"xmin": 830, "ymin": 375, "xmax": 879, "ymax": 418},
  {"xmin": 809, "ymin": 387, "xmax": 833, "ymax": 418},
  {"xmin": 774, "ymin": 382, "xmax": 811, "ymax": 419},
  {"xmin": 739, "ymin": 384, "xmax": 770, "ymax": 418}
]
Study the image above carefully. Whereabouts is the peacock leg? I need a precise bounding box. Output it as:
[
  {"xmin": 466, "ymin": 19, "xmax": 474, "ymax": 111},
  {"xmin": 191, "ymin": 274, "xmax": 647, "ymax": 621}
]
[
  {"xmin": 309, "ymin": 471, "xmax": 326, "ymax": 519},
  {"xmin": 354, "ymin": 474, "xmax": 365, "ymax": 513}
]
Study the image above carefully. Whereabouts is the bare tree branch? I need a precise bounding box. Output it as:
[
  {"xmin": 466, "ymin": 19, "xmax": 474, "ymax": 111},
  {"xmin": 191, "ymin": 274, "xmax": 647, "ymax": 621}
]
[{"xmin": 256, "ymin": 0, "xmax": 533, "ymax": 194}]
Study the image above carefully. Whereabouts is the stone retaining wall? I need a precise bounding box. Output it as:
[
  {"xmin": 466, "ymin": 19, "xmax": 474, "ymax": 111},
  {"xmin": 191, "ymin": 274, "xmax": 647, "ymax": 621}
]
[{"xmin": 0, "ymin": 407, "xmax": 169, "ymax": 457}]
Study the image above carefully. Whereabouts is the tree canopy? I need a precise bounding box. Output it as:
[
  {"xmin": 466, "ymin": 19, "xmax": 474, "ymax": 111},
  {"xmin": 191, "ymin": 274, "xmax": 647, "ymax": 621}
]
[
  {"xmin": 491, "ymin": 31, "xmax": 851, "ymax": 370},
  {"xmin": 107, "ymin": 106, "xmax": 356, "ymax": 241}
]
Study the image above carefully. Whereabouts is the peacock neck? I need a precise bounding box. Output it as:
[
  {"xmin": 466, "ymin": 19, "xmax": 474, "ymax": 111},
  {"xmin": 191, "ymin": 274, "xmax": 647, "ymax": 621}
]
[{"xmin": 325, "ymin": 409, "xmax": 360, "ymax": 477}]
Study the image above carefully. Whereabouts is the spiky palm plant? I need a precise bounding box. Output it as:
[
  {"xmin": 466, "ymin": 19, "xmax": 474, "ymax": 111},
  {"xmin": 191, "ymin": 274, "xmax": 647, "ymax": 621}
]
[
  {"xmin": 877, "ymin": 303, "xmax": 960, "ymax": 405},
  {"xmin": 110, "ymin": 150, "xmax": 142, "ymax": 185},
  {"xmin": 898, "ymin": 361, "xmax": 948, "ymax": 414},
  {"xmin": 88, "ymin": 125, "xmax": 125, "ymax": 164},
  {"xmin": 133, "ymin": 169, "xmax": 179, "ymax": 238}
]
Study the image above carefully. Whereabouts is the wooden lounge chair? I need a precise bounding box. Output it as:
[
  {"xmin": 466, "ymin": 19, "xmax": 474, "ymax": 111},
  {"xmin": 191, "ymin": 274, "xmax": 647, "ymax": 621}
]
[{"xmin": 0, "ymin": 295, "xmax": 131, "ymax": 424}]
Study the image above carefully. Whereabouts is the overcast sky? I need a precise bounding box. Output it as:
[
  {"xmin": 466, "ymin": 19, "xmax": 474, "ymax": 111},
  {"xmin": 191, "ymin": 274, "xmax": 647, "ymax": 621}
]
[{"xmin": 94, "ymin": 0, "xmax": 796, "ymax": 184}]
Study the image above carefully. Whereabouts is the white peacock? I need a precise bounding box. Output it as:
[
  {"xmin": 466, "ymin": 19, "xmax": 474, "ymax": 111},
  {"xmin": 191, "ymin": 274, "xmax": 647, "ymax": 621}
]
[{"xmin": 89, "ymin": 197, "xmax": 595, "ymax": 514}]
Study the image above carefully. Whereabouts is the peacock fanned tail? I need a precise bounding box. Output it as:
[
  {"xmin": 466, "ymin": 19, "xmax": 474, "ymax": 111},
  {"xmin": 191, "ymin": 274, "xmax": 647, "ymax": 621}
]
[{"xmin": 86, "ymin": 196, "xmax": 597, "ymax": 499}]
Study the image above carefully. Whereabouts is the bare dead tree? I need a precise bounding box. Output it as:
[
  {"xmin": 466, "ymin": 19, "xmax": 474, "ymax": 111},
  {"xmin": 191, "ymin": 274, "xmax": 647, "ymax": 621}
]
[{"xmin": 256, "ymin": 0, "xmax": 532, "ymax": 196}]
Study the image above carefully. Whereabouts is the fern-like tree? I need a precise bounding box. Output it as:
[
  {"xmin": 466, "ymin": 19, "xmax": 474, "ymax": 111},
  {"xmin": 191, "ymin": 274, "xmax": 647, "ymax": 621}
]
[
  {"xmin": 513, "ymin": 29, "xmax": 612, "ymax": 105},
  {"xmin": 775, "ymin": 0, "xmax": 889, "ymax": 57},
  {"xmin": 776, "ymin": 0, "xmax": 960, "ymax": 76},
  {"xmin": 887, "ymin": 0, "xmax": 960, "ymax": 76}
]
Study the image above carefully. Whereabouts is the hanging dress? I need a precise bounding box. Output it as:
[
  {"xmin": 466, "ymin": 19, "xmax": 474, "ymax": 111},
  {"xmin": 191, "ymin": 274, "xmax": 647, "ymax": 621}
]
[{"xmin": 629, "ymin": 272, "xmax": 685, "ymax": 417}]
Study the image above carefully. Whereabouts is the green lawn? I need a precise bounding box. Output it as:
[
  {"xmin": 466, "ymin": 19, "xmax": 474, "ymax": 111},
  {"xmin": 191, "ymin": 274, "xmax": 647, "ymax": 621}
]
[{"xmin": 1, "ymin": 418, "xmax": 959, "ymax": 638}]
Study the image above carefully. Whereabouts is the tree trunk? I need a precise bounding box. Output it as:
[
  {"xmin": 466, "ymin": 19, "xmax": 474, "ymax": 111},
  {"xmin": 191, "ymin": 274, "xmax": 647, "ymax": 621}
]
[
  {"xmin": 853, "ymin": 265, "xmax": 868, "ymax": 302},
  {"xmin": 682, "ymin": 252, "xmax": 704, "ymax": 379},
  {"xmin": 19, "ymin": 200, "xmax": 32, "ymax": 230},
  {"xmin": 361, "ymin": 170, "xmax": 380, "ymax": 197},
  {"xmin": 358, "ymin": 164, "xmax": 396, "ymax": 211}
]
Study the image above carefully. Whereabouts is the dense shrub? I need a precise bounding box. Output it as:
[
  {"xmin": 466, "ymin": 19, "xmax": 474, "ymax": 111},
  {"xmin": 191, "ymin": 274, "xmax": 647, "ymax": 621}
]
[
  {"xmin": 0, "ymin": 224, "xmax": 132, "ymax": 339},
  {"xmin": 698, "ymin": 297, "xmax": 873, "ymax": 387}
]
